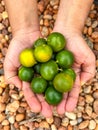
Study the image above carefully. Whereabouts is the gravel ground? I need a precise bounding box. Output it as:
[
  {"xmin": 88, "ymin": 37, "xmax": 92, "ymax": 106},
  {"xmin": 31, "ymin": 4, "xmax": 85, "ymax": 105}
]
[{"xmin": 0, "ymin": 0, "xmax": 98, "ymax": 130}]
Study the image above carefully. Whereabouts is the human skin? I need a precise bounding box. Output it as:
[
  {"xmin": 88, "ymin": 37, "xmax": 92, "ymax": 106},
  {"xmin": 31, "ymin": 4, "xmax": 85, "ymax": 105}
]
[
  {"xmin": 4, "ymin": 0, "xmax": 95, "ymax": 117},
  {"xmin": 54, "ymin": 0, "xmax": 95, "ymax": 114}
]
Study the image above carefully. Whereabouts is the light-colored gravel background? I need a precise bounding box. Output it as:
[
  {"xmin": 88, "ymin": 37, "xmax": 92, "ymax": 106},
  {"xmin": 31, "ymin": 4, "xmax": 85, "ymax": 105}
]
[{"xmin": 0, "ymin": 0, "xmax": 98, "ymax": 130}]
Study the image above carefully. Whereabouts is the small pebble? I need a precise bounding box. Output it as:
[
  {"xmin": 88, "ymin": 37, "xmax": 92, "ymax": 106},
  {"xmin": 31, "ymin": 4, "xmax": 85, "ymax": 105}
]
[
  {"xmin": 70, "ymin": 120, "xmax": 78, "ymax": 126},
  {"xmin": 83, "ymin": 86, "xmax": 91, "ymax": 93},
  {"xmin": 93, "ymin": 100, "xmax": 98, "ymax": 114},
  {"xmin": 46, "ymin": 117, "xmax": 54, "ymax": 124},
  {"xmin": 2, "ymin": 119, "xmax": 9, "ymax": 126},
  {"xmin": 50, "ymin": 0, "xmax": 59, "ymax": 6},
  {"xmin": 85, "ymin": 17, "xmax": 91, "ymax": 26},
  {"xmin": 51, "ymin": 124, "xmax": 57, "ymax": 130},
  {"xmin": 95, "ymin": 116, "xmax": 98, "ymax": 123},
  {"xmin": 94, "ymin": 43, "xmax": 98, "ymax": 51},
  {"xmin": 0, "ymin": 103, "xmax": 6, "ymax": 112},
  {"xmin": 15, "ymin": 114, "xmax": 25, "ymax": 122},
  {"xmin": 93, "ymin": 90, "xmax": 98, "ymax": 99},
  {"xmin": 85, "ymin": 105, "xmax": 92, "ymax": 116},
  {"xmin": 39, "ymin": 121, "xmax": 50, "ymax": 129},
  {"xmin": 61, "ymin": 117, "xmax": 69, "ymax": 127},
  {"xmin": 92, "ymin": 21, "xmax": 98, "ymax": 28},
  {"xmin": 0, "ymin": 76, "xmax": 7, "ymax": 88},
  {"xmin": 41, "ymin": 26, "xmax": 49, "ymax": 37},
  {"xmin": 54, "ymin": 116, "xmax": 61, "ymax": 128},
  {"xmin": 10, "ymin": 93, "xmax": 19, "ymax": 100},
  {"xmin": 20, "ymin": 125, "xmax": 28, "ymax": 130},
  {"xmin": 67, "ymin": 125, "xmax": 73, "ymax": 130},
  {"xmin": 6, "ymin": 100, "xmax": 20, "ymax": 112},
  {"xmin": 58, "ymin": 126, "xmax": 67, "ymax": 130},
  {"xmin": 95, "ymin": 124, "xmax": 98, "ymax": 130},
  {"xmin": 43, "ymin": 14, "xmax": 52, "ymax": 20},
  {"xmin": 78, "ymin": 120, "xmax": 89, "ymax": 129},
  {"xmin": 2, "ymin": 11, "xmax": 8, "ymax": 19},
  {"xmin": 65, "ymin": 112, "xmax": 76, "ymax": 120},
  {"xmin": 77, "ymin": 118, "xmax": 83, "ymax": 124},
  {"xmin": 3, "ymin": 125, "xmax": 10, "ymax": 130},
  {"xmin": 8, "ymin": 116, "xmax": 15, "ymax": 124},
  {"xmin": 92, "ymin": 31, "xmax": 98, "ymax": 39},
  {"xmin": 88, "ymin": 120, "xmax": 96, "ymax": 129},
  {"xmin": 85, "ymin": 95, "xmax": 94, "ymax": 104},
  {"xmin": 0, "ymin": 113, "xmax": 5, "ymax": 122},
  {"xmin": 0, "ymin": 87, "xmax": 3, "ymax": 94}
]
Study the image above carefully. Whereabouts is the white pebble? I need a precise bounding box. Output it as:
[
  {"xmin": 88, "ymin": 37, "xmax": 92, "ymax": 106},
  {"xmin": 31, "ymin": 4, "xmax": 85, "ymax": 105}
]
[
  {"xmin": 89, "ymin": 120, "xmax": 96, "ymax": 129},
  {"xmin": 65, "ymin": 112, "xmax": 76, "ymax": 120},
  {"xmin": 70, "ymin": 120, "xmax": 78, "ymax": 126},
  {"xmin": 6, "ymin": 100, "xmax": 19, "ymax": 112},
  {"xmin": 61, "ymin": 117, "xmax": 69, "ymax": 127},
  {"xmin": 8, "ymin": 116, "xmax": 15, "ymax": 124},
  {"xmin": 51, "ymin": 124, "xmax": 57, "ymax": 130}
]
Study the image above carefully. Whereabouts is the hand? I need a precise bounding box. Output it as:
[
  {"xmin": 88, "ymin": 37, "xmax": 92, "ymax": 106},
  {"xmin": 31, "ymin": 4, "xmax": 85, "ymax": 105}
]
[
  {"xmin": 4, "ymin": 30, "xmax": 52, "ymax": 117},
  {"xmin": 53, "ymin": 29, "xmax": 96, "ymax": 115}
]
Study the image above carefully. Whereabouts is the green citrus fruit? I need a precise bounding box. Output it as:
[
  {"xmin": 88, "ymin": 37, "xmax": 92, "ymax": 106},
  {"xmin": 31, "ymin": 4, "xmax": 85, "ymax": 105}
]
[
  {"xmin": 33, "ymin": 38, "xmax": 47, "ymax": 48},
  {"xmin": 19, "ymin": 48, "xmax": 36, "ymax": 67},
  {"xmin": 53, "ymin": 72, "xmax": 73, "ymax": 93},
  {"xmin": 18, "ymin": 66, "xmax": 34, "ymax": 82},
  {"xmin": 34, "ymin": 63, "xmax": 41, "ymax": 74},
  {"xmin": 63, "ymin": 68, "xmax": 76, "ymax": 81},
  {"xmin": 45, "ymin": 86, "xmax": 63, "ymax": 105},
  {"xmin": 56, "ymin": 50, "xmax": 74, "ymax": 68},
  {"xmin": 40, "ymin": 60, "xmax": 58, "ymax": 81},
  {"xmin": 47, "ymin": 32, "xmax": 66, "ymax": 52},
  {"xmin": 31, "ymin": 77, "xmax": 47, "ymax": 94},
  {"xmin": 34, "ymin": 44, "xmax": 53, "ymax": 62}
]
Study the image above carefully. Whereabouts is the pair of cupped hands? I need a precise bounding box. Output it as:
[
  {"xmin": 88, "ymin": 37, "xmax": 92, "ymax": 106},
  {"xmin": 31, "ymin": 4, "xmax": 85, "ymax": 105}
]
[{"xmin": 4, "ymin": 25, "xmax": 95, "ymax": 117}]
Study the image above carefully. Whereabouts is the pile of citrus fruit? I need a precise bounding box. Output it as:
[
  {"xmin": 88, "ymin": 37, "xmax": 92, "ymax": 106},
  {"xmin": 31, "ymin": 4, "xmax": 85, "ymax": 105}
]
[{"xmin": 18, "ymin": 32, "xmax": 76, "ymax": 105}]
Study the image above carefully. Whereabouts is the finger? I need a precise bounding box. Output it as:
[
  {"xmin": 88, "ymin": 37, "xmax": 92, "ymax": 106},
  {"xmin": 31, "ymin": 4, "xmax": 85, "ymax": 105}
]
[
  {"xmin": 65, "ymin": 74, "xmax": 80, "ymax": 112},
  {"xmin": 57, "ymin": 93, "xmax": 68, "ymax": 115},
  {"xmin": 4, "ymin": 58, "xmax": 22, "ymax": 89},
  {"xmin": 22, "ymin": 82, "xmax": 41, "ymax": 113},
  {"xmin": 37, "ymin": 94, "xmax": 53, "ymax": 118},
  {"xmin": 5, "ymin": 75, "xmax": 22, "ymax": 89},
  {"xmin": 81, "ymin": 53, "xmax": 96, "ymax": 85}
]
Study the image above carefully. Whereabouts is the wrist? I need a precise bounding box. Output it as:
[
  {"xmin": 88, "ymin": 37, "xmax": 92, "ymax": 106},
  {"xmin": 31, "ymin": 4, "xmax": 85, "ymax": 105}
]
[
  {"xmin": 12, "ymin": 24, "xmax": 40, "ymax": 37},
  {"xmin": 55, "ymin": 0, "xmax": 94, "ymax": 32},
  {"xmin": 53, "ymin": 25, "xmax": 82, "ymax": 39},
  {"xmin": 12, "ymin": 29, "xmax": 41, "ymax": 46}
]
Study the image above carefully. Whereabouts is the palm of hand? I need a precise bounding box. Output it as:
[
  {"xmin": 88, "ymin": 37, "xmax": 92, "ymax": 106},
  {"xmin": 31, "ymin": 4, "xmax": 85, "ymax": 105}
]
[
  {"xmin": 4, "ymin": 34, "xmax": 37, "ymax": 88},
  {"xmin": 4, "ymin": 33, "xmax": 53, "ymax": 117},
  {"xmin": 56, "ymin": 34, "xmax": 95, "ymax": 115}
]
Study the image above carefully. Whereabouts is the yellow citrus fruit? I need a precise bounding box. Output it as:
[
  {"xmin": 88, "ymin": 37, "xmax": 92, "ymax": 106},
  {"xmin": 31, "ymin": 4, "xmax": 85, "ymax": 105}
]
[
  {"xmin": 34, "ymin": 44, "xmax": 53, "ymax": 62},
  {"xmin": 19, "ymin": 48, "xmax": 36, "ymax": 67}
]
